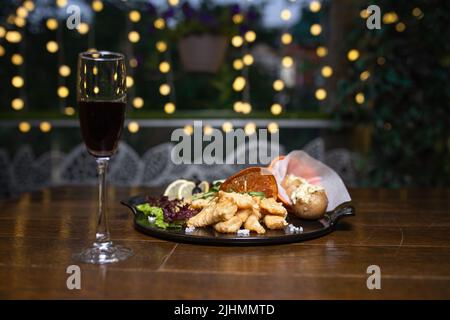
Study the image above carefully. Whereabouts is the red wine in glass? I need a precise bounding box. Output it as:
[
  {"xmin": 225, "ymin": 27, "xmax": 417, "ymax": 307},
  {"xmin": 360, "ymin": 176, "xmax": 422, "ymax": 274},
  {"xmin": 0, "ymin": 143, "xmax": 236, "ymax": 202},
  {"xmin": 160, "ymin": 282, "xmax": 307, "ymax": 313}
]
[{"xmin": 79, "ymin": 101, "xmax": 126, "ymax": 158}]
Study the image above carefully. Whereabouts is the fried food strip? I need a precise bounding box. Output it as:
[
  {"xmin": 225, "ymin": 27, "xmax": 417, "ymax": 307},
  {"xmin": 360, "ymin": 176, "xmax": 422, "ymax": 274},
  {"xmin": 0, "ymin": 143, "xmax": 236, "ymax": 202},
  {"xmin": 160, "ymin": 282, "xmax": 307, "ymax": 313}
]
[
  {"xmin": 244, "ymin": 214, "xmax": 266, "ymax": 234},
  {"xmin": 236, "ymin": 209, "xmax": 252, "ymax": 223},
  {"xmin": 251, "ymin": 196, "xmax": 262, "ymax": 219},
  {"xmin": 260, "ymin": 197, "xmax": 287, "ymax": 216},
  {"xmin": 263, "ymin": 215, "xmax": 288, "ymax": 230},
  {"xmin": 219, "ymin": 191, "xmax": 253, "ymax": 209},
  {"xmin": 190, "ymin": 198, "xmax": 214, "ymax": 210},
  {"xmin": 216, "ymin": 197, "xmax": 238, "ymax": 221},
  {"xmin": 214, "ymin": 216, "xmax": 243, "ymax": 233},
  {"xmin": 186, "ymin": 200, "xmax": 223, "ymax": 227}
]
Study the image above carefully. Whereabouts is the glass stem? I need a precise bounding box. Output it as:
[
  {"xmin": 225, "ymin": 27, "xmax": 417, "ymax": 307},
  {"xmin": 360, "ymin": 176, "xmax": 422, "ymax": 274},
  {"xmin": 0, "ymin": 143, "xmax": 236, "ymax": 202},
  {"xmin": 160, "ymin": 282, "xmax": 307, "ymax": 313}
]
[{"xmin": 95, "ymin": 157, "xmax": 111, "ymax": 245}]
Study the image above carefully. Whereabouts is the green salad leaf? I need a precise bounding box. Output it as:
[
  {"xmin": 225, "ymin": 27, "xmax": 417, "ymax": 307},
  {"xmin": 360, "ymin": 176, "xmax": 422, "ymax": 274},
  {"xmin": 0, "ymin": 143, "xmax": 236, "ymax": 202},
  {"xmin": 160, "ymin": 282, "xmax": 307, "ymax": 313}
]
[{"xmin": 136, "ymin": 203, "xmax": 184, "ymax": 230}]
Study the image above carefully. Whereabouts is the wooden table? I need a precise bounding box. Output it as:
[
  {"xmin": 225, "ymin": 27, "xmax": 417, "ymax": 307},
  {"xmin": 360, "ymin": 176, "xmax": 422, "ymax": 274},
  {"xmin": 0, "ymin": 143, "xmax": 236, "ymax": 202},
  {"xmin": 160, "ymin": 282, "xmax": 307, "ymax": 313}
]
[{"xmin": 0, "ymin": 187, "xmax": 449, "ymax": 299}]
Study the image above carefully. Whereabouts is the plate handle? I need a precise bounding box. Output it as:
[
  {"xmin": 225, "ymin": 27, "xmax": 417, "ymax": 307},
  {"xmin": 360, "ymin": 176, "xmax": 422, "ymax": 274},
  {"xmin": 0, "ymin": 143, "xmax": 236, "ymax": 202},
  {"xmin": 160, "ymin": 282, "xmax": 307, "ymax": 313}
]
[
  {"xmin": 120, "ymin": 200, "xmax": 138, "ymax": 216},
  {"xmin": 328, "ymin": 204, "xmax": 355, "ymax": 226}
]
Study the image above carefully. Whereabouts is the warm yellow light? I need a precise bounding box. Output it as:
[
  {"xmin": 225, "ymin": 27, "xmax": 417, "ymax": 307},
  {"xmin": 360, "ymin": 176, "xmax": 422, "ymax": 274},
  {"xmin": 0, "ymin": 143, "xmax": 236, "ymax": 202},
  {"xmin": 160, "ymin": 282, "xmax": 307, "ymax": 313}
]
[
  {"xmin": 59, "ymin": 65, "xmax": 71, "ymax": 77},
  {"xmin": 280, "ymin": 9, "xmax": 292, "ymax": 21},
  {"xmin": 12, "ymin": 76, "xmax": 24, "ymax": 88},
  {"xmin": 156, "ymin": 41, "xmax": 167, "ymax": 52},
  {"xmin": 46, "ymin": 18, "xmax": 58, "ymax": 30},
  {"xmin": 40, "ymin": 121, "xmax": 52, "ymax": 133},
  {"xmin": 24, "ymin": 1, "xmax": 35, "ymax": 11},
  {"xmin": 310, "ymin": 24, "xmax": 322, "ymax": 36},
  {"xmin": 128, "ymin": 31, "xmax": 140, "ymax": 43},
  {"xmin": 58, "ymin": 86, "xmax": 69, "ymax": 98},
  {"xmin": 128, "ymin": 121, "xmax": 140, "ymax": 133},
  {"xmin": 245, "ymin": 30, "xmax": 256, "ymax": 43},
  {"xmin": 233, "ymin": 101, "xmax": 243, "ymax": 113},
  {"xmin": 360, "ymin": 9, "xmax": 369, "ymax": 19},
  {"xmin": 232, "ymin": 14, "xmax": 244, "ymax": 24},
  {"xmin": 0, "ymin": 45, "xmax": 5, "ymax": 57},
  {"xmin": 92, "ymin": 0, "xmax": 104, "ymax": 12},
  {"xmin": 164, "ymin": 102, "xmax": 176, "ymax": 114},
  {"xmin": 17, "ymin": 7, "xmax": 28, "ymax": 18},
  {"xmin": 88, "ymin": 48, "xmax": 98, "ymax": 53},
  {"xmin": 355, "ymin": 92, "xmax": 365, "ymax": 104},
  {"xmin": 126, "ymin": 76, "xmax": 134, "ymax": 88},
  {"xmin": 18, "ymin": 122, "xmax": 31, "ymax": 133},
  {"xmin": 282, "ymin": 56, "xmax": 294, "ymax": 68},
  {"xmin": 94, "ymin": 86, "xmax": 100, "ymax": 94},
  {"xmin": 233, "ymin": 59, "xmax": 244, "ymax": 70},
  {"xmin": 316, "ymin": 46, "xmax": 328, "ymax": 57},
  {"xmin": 231, "ymin": 35, "xmax": 244, "ymax": 47},
  {"xmin": 154, "ymin": 18, "xmax": 165, "ymax": 29},
  {"xmin": 241, "ymin": 102, "xmax": 252, "ymax": 114},
  {"xmin": 232, "ymin": 77, "xmax": 246, "ymax": 91},
  {"xmin": 243, "ymin": 54, "xmax": 254, "ymax": 66},
  {"xmin": 273, "ymin": 79, "xmax": 285, "ymax": 91},
  {"xmin": 244, "ymin": 122, "xmax": 256, "ymax": 135},
  {"xmin": 382, "ymin": 12, "xmax": 398, "ymax": 24},
  {"xmin": 11, "ymin": 98, "xmax": 24, "ymax": 110},
  {"xmin": 315, "ymin": 88, "xmax": 327, "ymax": 100},
  {"xmin": 77, "ymin": 23, "xmax": 89, "ymax": 34},
  {"xmin": 267, "ymin": 122, "xmax": 279, "ymax": 134},
  {"xmin": 159, "ymin": 84, "xmax": 171, "ymax": 96},
  {"xmin": 412, "ymin": 7, "xmax": 423, "ymax": 18},
  {"xmin": 222, "ymin": 121, "xmax": 233, "ymax": 133},
  {"xmin": 321, "ymin": 65, "xmax": 333, "ymax": 78},
  {"xmin": 183, "ymin": 125, "xmax": 193, "ymax": 136},
  {"xmin": 347, "ymin": 49, "xmax": 360, "ymax": 61},
  {"xmin": 168, "ymin": 0, "xmax": 180, "ymax": 6},
  {"xmin": 395, "ymin": 22, "xmax": 406, "ymax": 32},
  {"xmin": 133, "ymin": 97, "xmax": 144, "ymax": 109},
  {"xmin": 203, "ymin": 125, "xmax": 213, "ymax": 136},
  {"xmin": 92, "ymin": 66, "xmax": 98, "ymax": 75},
  {"xmin": 15, "ymin": 17, "xmax": 26, "ymax": 28},
  {"xmin": 129, "ymin": 10, "xmax": 141, "ymax": 22},
  {"xmin": 159, "ymin": 61, "xmax": 171, "ymax": 73},
  {"xmin": 56, "ymin": 0, "xmax": 67, "ymax": 7},
  {"xmin": 0, "ymin": 26, "xmax": 5, "ymax": 38},
  {"xmin": 309, "ymin": 1, "xmax": 321, "ymax": 13},
  {"xmin": 360, "ymin": 70, "xmax": 370, "ymax": 81},
  {"xmin": 129, "ymin": 58, "xmax": 138, "ymax": 68},
  {"xmin": 64, "ymin": 106, "xmax": 75, "ymax": 116},
  {"xmin": 6, "ymin": 31, "xmax": 22, "ymax": 43},
  {"xmin": 270, "ymin": 103, "xmax": 282, "ymax": 115},
  {"xmin": 281, "ymin": 33, "xmax": 293, "ymax": 45},
  {"xmin": 11, "ymin": 54, "xmax": 23, "ymax": 66}
]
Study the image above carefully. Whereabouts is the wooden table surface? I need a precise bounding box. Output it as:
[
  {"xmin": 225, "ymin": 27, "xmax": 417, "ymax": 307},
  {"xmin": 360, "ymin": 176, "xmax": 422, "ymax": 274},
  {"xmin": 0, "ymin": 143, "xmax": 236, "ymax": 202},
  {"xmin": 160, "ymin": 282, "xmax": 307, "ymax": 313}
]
[{"xmin": 0, "ymin": 186, "xmax": 449, "ymax": 299}]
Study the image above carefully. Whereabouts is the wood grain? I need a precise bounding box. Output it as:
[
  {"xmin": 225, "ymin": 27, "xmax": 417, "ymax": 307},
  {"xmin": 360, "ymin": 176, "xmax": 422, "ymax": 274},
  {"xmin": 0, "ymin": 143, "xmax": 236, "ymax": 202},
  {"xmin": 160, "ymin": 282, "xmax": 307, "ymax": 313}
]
[{"xmin": 0, "ymin": 186, "xmax": 449, "ymax": 299}]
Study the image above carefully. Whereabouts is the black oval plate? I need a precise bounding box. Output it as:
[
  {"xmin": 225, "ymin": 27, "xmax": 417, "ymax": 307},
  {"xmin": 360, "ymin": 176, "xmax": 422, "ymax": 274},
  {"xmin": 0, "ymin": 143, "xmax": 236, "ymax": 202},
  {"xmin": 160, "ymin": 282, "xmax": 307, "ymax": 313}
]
[{"xmin": 121, "ymin": 196, "xmax": 355, "ymax": 246}]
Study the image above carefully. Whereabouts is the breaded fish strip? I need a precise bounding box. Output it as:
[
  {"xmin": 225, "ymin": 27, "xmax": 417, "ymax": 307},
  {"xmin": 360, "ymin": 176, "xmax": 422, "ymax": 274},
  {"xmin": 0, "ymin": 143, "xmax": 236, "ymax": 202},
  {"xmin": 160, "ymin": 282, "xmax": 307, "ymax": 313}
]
[
  {"xmin": 236, "ymin": 209, "xmax": 252, "ymax": 223},
  {"xmin": 251, "ymin": 196, "xmax": 262, "ymax": 218},
  {"xmin": 244, "ymin": 214, "xmax": 266, "ymax": 234},
  {"xmin": 263, "ymin": 215, "xmax": 288, "ymax": 230},
  {"xmin": 214, "ymin": 216, "xmax": 243, "ymax": 233},
  {"xmin": 216, "ymin": 197, "xmax": 238, "ymax": 221},
  {"xmin": 187, "ymin": 201, "xmax": 223, "ymax": 227},
  {"xmin": 219, "ymin": 191, "xmax": 253, "ymax": 209},
  {"xmin": 260, "ymin": 198, "xmax": 287, "ymax": 216},
  {"xmin": 190, "ymin": 197, "xmax": 214, "ymax": 210}
]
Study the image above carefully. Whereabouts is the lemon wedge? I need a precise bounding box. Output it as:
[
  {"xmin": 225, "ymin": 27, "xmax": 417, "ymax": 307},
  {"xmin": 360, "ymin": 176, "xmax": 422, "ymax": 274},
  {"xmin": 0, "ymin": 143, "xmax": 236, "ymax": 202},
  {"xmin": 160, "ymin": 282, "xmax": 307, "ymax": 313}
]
[
  {"xmin": 177, "ymin": 181, "xmax": 196, "ymax": 200},
  {"xmin": 163, "ymin": 179, "xmax": 188, "ymax": 200},
  {"xmin": 198, "ymin": 181, "xmax": 209, "ymax": 193}
]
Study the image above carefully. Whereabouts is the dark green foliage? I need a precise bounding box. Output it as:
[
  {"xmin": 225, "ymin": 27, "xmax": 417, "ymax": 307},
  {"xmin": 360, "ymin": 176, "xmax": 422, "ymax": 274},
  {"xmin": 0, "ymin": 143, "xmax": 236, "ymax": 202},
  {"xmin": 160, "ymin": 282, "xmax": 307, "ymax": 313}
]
[{"xmin": 335, "ymin": 0, "xmax": 450, "ymax": 187}]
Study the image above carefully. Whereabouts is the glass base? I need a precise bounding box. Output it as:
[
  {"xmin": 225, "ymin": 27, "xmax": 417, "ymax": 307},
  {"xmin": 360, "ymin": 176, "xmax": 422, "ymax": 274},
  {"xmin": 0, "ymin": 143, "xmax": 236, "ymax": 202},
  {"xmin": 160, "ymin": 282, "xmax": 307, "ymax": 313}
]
[{"xmin": 75, "ymin": 241, "xmax": 133, "ymax": 264}]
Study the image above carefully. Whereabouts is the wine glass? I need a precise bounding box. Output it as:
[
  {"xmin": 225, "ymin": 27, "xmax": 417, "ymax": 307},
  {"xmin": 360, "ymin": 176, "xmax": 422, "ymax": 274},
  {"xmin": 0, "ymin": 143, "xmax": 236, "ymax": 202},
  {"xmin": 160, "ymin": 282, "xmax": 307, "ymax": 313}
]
[{"xmin": 76, "ymin": 51, "xmax": 133, "ymax": 264}]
